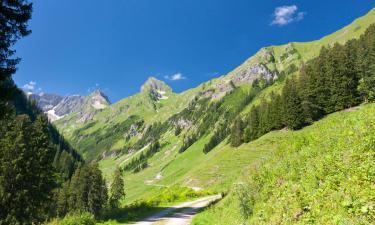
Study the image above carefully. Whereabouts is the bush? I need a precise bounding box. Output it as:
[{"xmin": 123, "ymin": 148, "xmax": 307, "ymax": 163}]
[
  {"xmin": 234, "ymin": 183, "xmax": 254, "ymax": 221},
  {"xmin": 59, "ymin": 213, "xmax": 96, "ymax": 225}
]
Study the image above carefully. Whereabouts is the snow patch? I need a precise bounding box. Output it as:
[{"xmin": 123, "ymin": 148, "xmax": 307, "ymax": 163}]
[
  {"xmin": 157, "ymin": 90, "xmax": 169, "ymax": 100},
  {"xmin": 92, "ymin": 100, "xmax": 107, "ymax": 109},
  {"xmin": 46, "ymin": 109, "xmax": 64, "ymax": 122}
]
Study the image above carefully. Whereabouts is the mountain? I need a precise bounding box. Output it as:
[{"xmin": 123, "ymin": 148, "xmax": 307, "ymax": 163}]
[
  {"xmin": 27, "ymin": 92, "xmax": 63, "ymax": 111},
  {"xmin": 27, "ymin": 90, "xmax": 110, "ymax": 122}
]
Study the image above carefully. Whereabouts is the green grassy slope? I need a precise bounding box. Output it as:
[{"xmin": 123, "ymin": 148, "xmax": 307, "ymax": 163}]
[{"xmin": 193, "ymin": 103, "xmax": 375, "ymax": 225}]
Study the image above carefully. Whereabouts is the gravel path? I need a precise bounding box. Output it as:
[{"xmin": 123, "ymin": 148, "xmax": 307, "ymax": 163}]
[{"xmin": 131, "ymin": 194, "xmax": 222, "ymax": 225}]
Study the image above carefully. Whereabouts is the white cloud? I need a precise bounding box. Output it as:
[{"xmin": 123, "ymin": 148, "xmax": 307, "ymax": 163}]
[
  {"xmin": 164, "ymin": 73, "xmax": 186, "ymax": 81},
  {"xmin": 23, "ymin": 81, "xmax": 37, "ymax": 92},
  {"xmin": 271, "ymin": 5, "xmax": 305, "ymax": 26}
]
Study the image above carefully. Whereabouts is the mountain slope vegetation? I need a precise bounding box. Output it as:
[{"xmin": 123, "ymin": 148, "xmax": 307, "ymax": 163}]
[{"xmin": 193, "ymin": 103, "xmax": 375, "ymax": 225}]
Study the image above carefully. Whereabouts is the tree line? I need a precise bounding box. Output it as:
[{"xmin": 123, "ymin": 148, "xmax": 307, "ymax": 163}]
[
  {"xmin": 123, "ymin": 141, "xmax": 160, "ymax": 173},
  {"xmin": 56, "ymin": 164, "xmax": 125, "ymax": 219},
  {"xmin": 230, "ymin": 24, "xmax": 375, "ymax": 147}
]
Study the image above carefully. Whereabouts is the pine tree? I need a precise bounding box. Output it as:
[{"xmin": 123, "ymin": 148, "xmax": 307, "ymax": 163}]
[
  {"xmin": 109, "ymin": 168, "xmax": 125, "ymax": 208},
  {"xmin": 298, "ymin": 65, "xmax": 316, "ymax": 123},
  {"xmin": 0, "ymin": 115, "xmax": 55, "ymax": 224},
  {"xmin": 268, "ymin": 92, "xmax": 283, "ymax": 129},
  {"xmin": 0, "ymin": 0, "xmax": 32, "ymax": 117},
  {"xmin": 56, "ymin": 182, "xmax": 70, "ymax": 217},
  {"xmin": 231, "ymin": 117, "xmax": 244, "ymax": 147},
  {"xmin": 87, "ymin": 163, "xmax": 108, "ymax": 218},
  {"xmin": 258, "ymin": 99, "xmax": 271, "ymax": 135},
  {"xmin": 282, "ymin": 78, "xmax": 304, "ymax": 130},
  {"xmin": 244, "ymin": 106, "xmax": 260, "ymax": 142},
  {"xmin": 357, "ymin": 24, "xmax": 375, "ymax": 102},
  {"xmin": 64, "ymin": 164, "xmax": 108, "ymax": 218}
]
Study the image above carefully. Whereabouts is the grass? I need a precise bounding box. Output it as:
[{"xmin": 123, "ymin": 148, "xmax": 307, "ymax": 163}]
[{"xmin": 193, "ymin": 103, "xmax": 375, "ymax": 225}]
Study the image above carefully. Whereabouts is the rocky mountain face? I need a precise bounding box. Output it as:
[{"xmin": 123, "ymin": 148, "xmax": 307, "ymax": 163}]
[
  {"xmin": 26, "ymin": 90, "xmax": 110, "ymax": 122},
  {"xmin": 53, "ymin": 95, "xmax": 85, "ymax": 117},
  {"xmin": 141, "ymin": 77, "xmax": 172, "ymax": 101},
  {"xmin": 27, "ymin": 92, "xmax": 63, "ymax": 111},
  {"xmin": 75, "ymin": 90, "xmax": 111, "ymax": 123}
]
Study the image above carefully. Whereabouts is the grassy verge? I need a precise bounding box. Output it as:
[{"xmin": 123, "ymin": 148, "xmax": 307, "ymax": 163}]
[{"xmin": 98, "ymin": 186, "xmax": 214, "ymax": 225}]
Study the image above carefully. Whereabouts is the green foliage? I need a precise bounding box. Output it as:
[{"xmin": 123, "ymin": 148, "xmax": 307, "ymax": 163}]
[
  {"xmin": 0, "ymin": 0, "xmax": 32, "ymax": 116},
  {"xmin": 282, "ymin": 78, "xmax": 305, "ymax": 130},
  {"xmin": 71, "ymin": 115, "xmax": 144, "ymax": 161},
  {"xmin": 49, "ymin": 213, "xmax": 96, "ymax": 225},
  {"xmin": 193, "ymin": 103, "xmax": 375, "ymax": 225},
  {"xmin": 179, "ymin": 134, "xmax": 198, "ymax": 153},
  {"xmin": 0, "ymin": 115, "xmax": 56, "ymax": 224},
  {"xmin": 174, "ymin": 125, "xmax": 182, "ymax": 136},
  {"xmin": 123, "ymin": 141, "xmax": 160, "ymax": 173},
  {"xmin": 205, "ymin": 85, "xmax": 262, "ymax": 153},
  {"xmin": 133, "ymin": 122, "xmax": 168, "ymax": 150},
  {"xmin": 240, "ymin": 24, "xmax": 375, "ymax": 146},
  {"xmin": 109, "ymin": 168, "xmax": 125, "ymax": 208},
  {"xmin": 356, "ymin": 24, "xmax": 375, "ymax": 102},
  {"xmin": 235, "ymin": 183, "xmax": 254, "ymax": 221},
  {"xmin": 144, "ymin": 186, "xmax": 213, "ymax": 206},
  {"xmin": 57, "ymin": 163, "xmax": 108, "ymax": 218},
  {"xmin": 100, "ymin": 186, "xmax": 213, "ymax": 224}
]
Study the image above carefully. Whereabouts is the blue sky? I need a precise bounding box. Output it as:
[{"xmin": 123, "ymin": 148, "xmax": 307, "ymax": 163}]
[{"xmin": 14, "ymin": 0, "xmax": 375, "ymax": 102}]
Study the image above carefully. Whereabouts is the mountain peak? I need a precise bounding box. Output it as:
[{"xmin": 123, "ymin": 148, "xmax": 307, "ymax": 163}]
[
  {"xmin": 88, "ymin": 89, "xmax": 111, "ymax": 108},
  {"xmin": 90, "ymin": 89, "xmax": 109, "ymax": 100},
  {"xmin": 141, "ymin": 77, "xmax": 172, "ymax": 93}
]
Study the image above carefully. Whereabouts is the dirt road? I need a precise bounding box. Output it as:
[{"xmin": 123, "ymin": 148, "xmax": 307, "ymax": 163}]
[{"xmin": 131, "ymin": 194, "xmax": 222, "ymax": 225}]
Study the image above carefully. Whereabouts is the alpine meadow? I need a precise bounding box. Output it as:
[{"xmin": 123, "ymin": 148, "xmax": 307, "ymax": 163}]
[{"xmin": 1, "ymin": 1, "xmax": 375, "ymax": 225}]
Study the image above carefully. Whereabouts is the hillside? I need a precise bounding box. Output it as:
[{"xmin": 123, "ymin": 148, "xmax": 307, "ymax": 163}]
[{"xmin": 193, "ymin": 103, "xmax": 375, "ymax": 224}]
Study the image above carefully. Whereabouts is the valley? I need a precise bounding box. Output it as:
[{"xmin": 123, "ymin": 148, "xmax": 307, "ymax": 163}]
[{"xmin": 1, "ymin": 1, "xmax": 375, "ymax": 224}]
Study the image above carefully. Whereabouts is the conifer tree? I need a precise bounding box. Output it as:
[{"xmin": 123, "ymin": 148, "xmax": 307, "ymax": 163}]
[
  {"xmin": 244, "ymin": 106, "xmax": 260, "ymax": 142},
  {"xmin": 109, "ymin": 168, "xmax": 125, "ymax": 208},
  {"xmin": 357, "ymin": 25, "xmax": 375, "ymax": 102},
  {"xmin": 0, "ymin": 0, "xmax": 32, "ymax": 117},
  {"xmin": 258, "ymin": 100, "xmax": 271, "ymax": 135},
  {"xmin": 268, "ymin": 92, "xmax": 283, "ymax": 129},
  {"xmin": 282, "ymin": 78, "xmax": 304, "ymax": 130},
  {"xmin": 0, "ymin": 115, "xmax": 55, "ymax": 224},
  {"xmin": 231, "ymin": 117, "xmax": 244, "ymax": 147},
  {"xmin": 87, "ymin": 163, "xmax": 108, "ymax": 218}
]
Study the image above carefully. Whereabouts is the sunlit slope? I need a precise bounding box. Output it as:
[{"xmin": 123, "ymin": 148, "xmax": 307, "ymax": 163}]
[
  {"xmin": 55, "ymin": 83, "xmax": 201, "ymax": 160},
  {"xmin": 193, "ymin": 103, "xmax": 375, "ymax": 225}
]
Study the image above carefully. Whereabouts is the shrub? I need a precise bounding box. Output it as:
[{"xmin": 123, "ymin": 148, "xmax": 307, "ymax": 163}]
[{"xmin": 59, "ymin": 213, "xmax": 96, "ymax": 225}]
